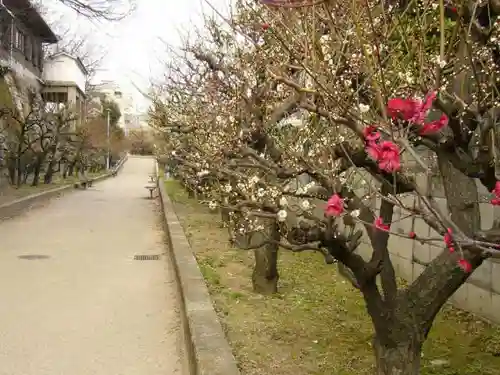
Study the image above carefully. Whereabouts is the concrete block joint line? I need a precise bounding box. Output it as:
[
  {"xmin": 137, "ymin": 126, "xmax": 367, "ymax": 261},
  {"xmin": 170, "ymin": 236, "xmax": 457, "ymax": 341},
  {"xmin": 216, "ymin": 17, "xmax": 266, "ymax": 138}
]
[
  {"xmin": 158, "ymin": 171, "xmax": 241, "ymax": 375},
  {"xmin": 0, "ymin": 155, "xmax": 129, "ymax": 221}
]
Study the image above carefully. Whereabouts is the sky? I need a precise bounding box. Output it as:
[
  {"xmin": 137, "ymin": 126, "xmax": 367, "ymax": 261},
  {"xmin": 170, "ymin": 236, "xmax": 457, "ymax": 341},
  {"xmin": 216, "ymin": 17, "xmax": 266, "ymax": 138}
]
[{"xmin": 43, "ymin": 0, "xmax": 232, "ymax": 112}]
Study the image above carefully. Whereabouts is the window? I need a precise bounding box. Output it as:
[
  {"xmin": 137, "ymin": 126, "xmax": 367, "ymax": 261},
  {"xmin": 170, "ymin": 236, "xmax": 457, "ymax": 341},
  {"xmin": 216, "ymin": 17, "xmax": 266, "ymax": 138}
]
[
  {"xmin": 32, "ymin": 42, "xmax": 37, "ymax": 65},
  {"xmin": 0, "ymin": 23, "xmax": 8, "ymax": 47},
  {"xmin": 43, "ymin": 92, "xmax": 68, "ymax": 104},
  {"xmin": 14, "ymin": 28, "xmax": 24, "ymax": 52},
  {"xmin": 32, "ymin": 41, "xmax": 39, "ymax": 66},
  {"xmin": 0, "ymin": 10, "xmax": 8, "ymax": 43},
  {"xmin": 23, "ymin": 35, "xmax": 31, "ymax": 60},
  {"xmin": 38, "ymin": 46, "xmax": 43, "ymax": 68}
]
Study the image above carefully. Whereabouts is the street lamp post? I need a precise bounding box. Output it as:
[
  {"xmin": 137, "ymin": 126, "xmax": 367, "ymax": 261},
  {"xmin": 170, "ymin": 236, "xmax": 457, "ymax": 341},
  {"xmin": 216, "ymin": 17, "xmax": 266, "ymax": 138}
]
[{"xmin": 106, "ymin": 109, "xmax": 110, "ymax": 170}]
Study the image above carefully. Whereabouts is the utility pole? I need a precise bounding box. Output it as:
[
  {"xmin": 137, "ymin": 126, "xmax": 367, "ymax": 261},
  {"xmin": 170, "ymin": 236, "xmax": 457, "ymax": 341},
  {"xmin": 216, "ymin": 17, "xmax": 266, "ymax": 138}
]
[{"xmin": 106, "ymin": 109, "xmax": 110, "ymax": 170}]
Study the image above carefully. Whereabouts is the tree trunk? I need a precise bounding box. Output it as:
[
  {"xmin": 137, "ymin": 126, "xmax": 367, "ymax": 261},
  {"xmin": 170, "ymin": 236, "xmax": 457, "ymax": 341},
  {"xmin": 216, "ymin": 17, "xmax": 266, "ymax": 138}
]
[
  {"xmin": 32, "ymin": 156, "xmax": 44, "ymax": 186},
  {"xmin": 44, "ymin": 139, "xmax": 60, "ymax": 184},
  {"xmin": 44, "ymin": 159, "xmax": 56, "ymax": 184},
  {"xmin": 22, "ymin": 167, "xmax": 29, "ymax": 184},
  {"xmin": 373, "ymin": 338, "xmax": 422, "ymax": 375},
  {"xmin": 32, "ymin": 165, "xmax": 41, "ymax": 186},
  {"xmin": 252, "ymin": 246, "xmax": 279, "ymax": 294},
  {"xmin": 16, "ymin": 154, "xmax": 22, "ymax": 187},
  {"xmin": 220, "ymin": 196, "xmax": 231, "ymax": 228},
  {"xmin": 7, "ymin": 159, "xmax": 14, "ymax": 185},
  {"xmin": 220, "ymin": 207, "xmax": 230, "ymax": 227},
  {"xmin": 252, "ymin": 220, "xmax": 280, "ymax": 294},
  {"xmin": 68, "ymin": 162, "xmax": 75, "ymax": 177}
]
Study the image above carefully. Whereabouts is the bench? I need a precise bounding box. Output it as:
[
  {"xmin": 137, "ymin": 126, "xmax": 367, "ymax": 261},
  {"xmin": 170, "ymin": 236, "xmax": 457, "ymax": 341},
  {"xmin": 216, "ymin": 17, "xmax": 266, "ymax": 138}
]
[
  {"xmin": 74, "ymin": 179, "xmax": 93, "ymax": 189},
  {"xmin": 145, "ymin": 185, "xmax": 157, "ymax": 199}
]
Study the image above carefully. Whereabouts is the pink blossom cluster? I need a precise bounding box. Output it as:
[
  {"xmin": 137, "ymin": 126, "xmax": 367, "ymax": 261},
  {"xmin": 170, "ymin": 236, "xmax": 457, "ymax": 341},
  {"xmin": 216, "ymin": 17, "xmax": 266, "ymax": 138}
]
[
  {"xmin": 444, "ymin": 228, "xmax": 472, "ymax": 272},
  {"xmin": 387, "ymin": 91, "xmax": 449, "ymax": 135},
  {"xmin": 325, "ymin": 194, "xmax": 344, "ymax": 217},
  {"xmin": 325, "ymin": 194, "xmax": 389, "ymax": 231},
  {"xmin": 491, "ymin": 182, "xmax": 500, "ymax": 206},
  {"xmin": 363, "ymin": 91, "xmax": 449, "ymax": 173},
  {"xmin": 320, "ymin": 92, "xmax": 486, "ymax": 273},
  {"xmin": 324, "ymin": 193, "xmax": 473, "ymax": 273}
]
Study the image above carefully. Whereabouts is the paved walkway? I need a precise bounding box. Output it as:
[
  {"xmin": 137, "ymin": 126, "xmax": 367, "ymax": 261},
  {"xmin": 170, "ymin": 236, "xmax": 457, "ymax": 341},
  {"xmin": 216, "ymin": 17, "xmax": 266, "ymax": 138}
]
[{"xmin": 0, "ymin": 157, "xmax": 184, "ymax": 374}]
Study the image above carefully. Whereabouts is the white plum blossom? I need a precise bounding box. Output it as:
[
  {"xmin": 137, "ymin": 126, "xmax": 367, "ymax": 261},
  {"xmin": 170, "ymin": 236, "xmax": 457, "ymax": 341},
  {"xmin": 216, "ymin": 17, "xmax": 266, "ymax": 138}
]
[
  {"xmin": 279, "ymin": 197, "xmax": 288, "ymax": 207},
  {"xmin": 434, "ymin": 55, "xmax": 447, "ymax": 68},
  {"xmin": 403, "ymin": 72, "xmax": 415, "ymax": 84},
  {"xmin": 277, "ymin": 209, "xmax": 288, "ymax": 222},
  {"xmin": 270, "ymin": 188, "xmax": 280, "ymax": 198},
  {"xmin": 249, "ymin": 175, "xmax": 260, "ymax": 185},
  {"xmin": 304, "ymin": 181, "xmax": 316, "ymax": 192},
  {"xmin": 359, "ymin": 103, "xmax": 370, "ymax": 113},
  {"xmin": 287, "ymin": 117, "xmax": 306, "ymax": 129},
  {"xmin": 197, "ymin": 170, "xmax": 210, "ymax": 177},
  {"xmin": 223, "ymin": 184, "xmax": 232, "ymax": 193},
  {"xmin": 208, "ymin": 201, "xmax": 218, "ymax": 210},
  {"xmin": 300, "ymin": 200, "xmax": 311, "ymax": 210},
  {"xmin": 350, "ymin": 209, "xmax": 360, "ymax": 218}
]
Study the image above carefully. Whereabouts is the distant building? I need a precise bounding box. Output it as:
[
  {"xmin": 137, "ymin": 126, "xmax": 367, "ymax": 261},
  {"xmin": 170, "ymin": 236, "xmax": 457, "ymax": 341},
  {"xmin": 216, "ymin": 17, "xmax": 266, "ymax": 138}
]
[
  {"xmin": 91, "ymin": 80, "xmax": 136, "ymax": 132},
  {"xmin": 86, "ymin": 95, "xmax": 102, "ymax": 118},
  {"xmin": 42, "ymin": 52, "xmax": 88, "ymax": 126},
  {"xmin": 124, "ymin": 113, "xmax": 138, "ymax": 134}
]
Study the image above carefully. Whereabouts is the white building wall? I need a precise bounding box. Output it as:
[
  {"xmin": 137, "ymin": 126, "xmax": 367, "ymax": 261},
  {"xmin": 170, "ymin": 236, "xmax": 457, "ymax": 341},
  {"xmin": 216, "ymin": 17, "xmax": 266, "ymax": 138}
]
[
  {"xmin": 93, "ymin": 83, "xmax": 135, "ymax": 131},
  {"xmin": 42, "ymin": 55, "xmax": 86, "ymax": 94},
  {"xmin": 109, "ymin": 93, "xmax": 126, "ymax": 130}
]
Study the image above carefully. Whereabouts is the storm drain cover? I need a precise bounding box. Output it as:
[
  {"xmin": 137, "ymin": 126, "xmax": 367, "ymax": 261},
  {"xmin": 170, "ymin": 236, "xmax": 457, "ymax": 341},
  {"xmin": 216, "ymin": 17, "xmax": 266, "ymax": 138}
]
[
  {"xmin": 133, "ymin": 254, "xmax": 161, "ymax": 261},
  {"xmin": 18, "ymin": 255, "xmax": 50, "ymax": 260}
]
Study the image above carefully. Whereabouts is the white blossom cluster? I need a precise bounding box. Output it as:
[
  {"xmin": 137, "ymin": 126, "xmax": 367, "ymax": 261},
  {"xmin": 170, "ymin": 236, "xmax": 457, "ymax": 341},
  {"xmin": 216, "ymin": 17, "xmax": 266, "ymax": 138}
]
[{"xmin": 150, "ymin": 0, "xmax": 500, "ymax": 244}]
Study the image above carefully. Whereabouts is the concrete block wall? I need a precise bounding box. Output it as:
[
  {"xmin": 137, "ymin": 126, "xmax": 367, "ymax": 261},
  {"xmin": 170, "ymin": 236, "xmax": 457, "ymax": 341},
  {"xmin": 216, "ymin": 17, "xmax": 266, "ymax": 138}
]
[
  {"xmin": 289, "ymin": 170, "xmax": 500, "ymax": 323},
  {"xmin": 356, "ymin": 192, "xmax": 500, "ymax": 324}
]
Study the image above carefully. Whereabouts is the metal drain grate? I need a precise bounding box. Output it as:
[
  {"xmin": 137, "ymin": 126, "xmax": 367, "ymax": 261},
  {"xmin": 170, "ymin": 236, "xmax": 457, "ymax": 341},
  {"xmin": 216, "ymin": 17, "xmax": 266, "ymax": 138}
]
[
  {"xmin": 134, "ymin": 254, "xmax": 161, "ymax": 261},
  {"xmin": 18, "ymin": 255, "xmax": 50, "ymax": 260}
]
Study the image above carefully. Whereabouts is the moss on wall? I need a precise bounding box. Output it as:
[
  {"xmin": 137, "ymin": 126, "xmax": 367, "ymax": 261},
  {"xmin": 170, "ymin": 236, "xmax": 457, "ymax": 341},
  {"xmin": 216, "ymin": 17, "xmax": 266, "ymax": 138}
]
[
  {"xmin": 0, "ymin": 74, "xmax": 20, "ymax": 135},
  {"xmin": 0, "ymin": 76, "xmax": 14, "ymax": 110}
]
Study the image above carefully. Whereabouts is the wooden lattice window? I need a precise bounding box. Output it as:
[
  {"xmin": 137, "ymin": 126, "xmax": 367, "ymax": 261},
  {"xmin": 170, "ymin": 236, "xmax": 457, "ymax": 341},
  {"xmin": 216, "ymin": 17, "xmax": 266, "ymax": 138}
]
[
  {"xmin": 14, "ymin": 28, "xmax": 24, "ymax": 52},
  {"xmin": 32, "ymin": 41, "xmax": 38, "ymax": 66}
]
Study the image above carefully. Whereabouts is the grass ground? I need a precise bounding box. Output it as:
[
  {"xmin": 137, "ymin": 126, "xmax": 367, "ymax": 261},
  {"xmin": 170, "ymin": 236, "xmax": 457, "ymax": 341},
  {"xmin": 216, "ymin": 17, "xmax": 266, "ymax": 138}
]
[
  {"xmin": 0, "ymin": 172, "xmax": 103, "ymax": 206},
  {"xmin": 165, "ymin": 180, "xmax": 500, "ymax": 375}
]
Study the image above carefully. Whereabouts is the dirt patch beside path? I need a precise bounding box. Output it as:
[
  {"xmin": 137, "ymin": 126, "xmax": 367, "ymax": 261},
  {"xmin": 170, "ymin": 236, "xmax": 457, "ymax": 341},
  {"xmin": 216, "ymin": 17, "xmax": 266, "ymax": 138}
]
[{"xmin": 166, "ymin": 180, "xmax": 500, "ymax": 375}]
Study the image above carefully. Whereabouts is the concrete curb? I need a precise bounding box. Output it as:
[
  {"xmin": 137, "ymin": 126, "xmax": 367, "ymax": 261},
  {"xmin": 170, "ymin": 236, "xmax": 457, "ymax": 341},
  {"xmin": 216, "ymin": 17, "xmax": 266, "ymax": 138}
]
[
  {"xmin": 158, "ymin": 179, "xmax": 241, "ymax": 375},
  {"xmin": 0, "ymin": 154, "xmax": 128, "ymax": 221}
]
